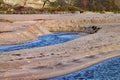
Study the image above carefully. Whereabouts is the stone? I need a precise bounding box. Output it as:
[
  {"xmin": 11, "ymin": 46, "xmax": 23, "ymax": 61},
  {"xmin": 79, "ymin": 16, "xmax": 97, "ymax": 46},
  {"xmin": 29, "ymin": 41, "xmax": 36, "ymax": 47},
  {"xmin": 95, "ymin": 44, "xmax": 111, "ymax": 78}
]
[{"xmin": 84, "ymin": 26, "xmax": 101, "ymax": 34}]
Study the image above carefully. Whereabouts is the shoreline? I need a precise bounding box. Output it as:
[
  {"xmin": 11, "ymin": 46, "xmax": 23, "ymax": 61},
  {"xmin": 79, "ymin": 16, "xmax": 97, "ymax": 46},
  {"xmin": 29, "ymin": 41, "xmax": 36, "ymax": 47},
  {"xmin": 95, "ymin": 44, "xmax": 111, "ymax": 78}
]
[
  {"xmin": 0, "ymin": 14, "xmax": 120, "ymax": 46},
  {"xmin": 0, "ymin": 14, "xmax": 120, "ymax": 80}
]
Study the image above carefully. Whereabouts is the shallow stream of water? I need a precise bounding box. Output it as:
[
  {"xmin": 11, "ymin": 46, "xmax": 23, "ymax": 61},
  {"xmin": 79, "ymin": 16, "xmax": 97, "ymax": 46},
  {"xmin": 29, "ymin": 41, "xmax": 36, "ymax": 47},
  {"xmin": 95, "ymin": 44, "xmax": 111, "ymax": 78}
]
[
  {"xmin": 50, "ymin": 57, "xmax": 120, "ymax": 80},
  {"xmin": 0, "ymin": 32, "xmax": 80, "ymax": 53},
  {"xmin": 0, "ymin": 32, "xmax": 119, "ymax": 80}
]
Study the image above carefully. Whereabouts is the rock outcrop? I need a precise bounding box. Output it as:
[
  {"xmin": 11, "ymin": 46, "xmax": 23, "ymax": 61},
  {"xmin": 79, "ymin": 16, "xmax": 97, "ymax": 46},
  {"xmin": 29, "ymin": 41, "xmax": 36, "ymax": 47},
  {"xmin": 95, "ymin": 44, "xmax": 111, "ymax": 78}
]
[{"xmin": 84, "ymin": 26, "xmax": 101, "ymax": 34}]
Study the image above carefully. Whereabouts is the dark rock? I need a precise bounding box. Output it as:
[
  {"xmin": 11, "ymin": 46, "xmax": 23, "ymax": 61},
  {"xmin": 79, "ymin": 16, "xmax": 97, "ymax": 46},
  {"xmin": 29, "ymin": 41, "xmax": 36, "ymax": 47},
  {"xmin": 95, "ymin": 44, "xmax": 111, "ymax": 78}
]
[{"xmin": 84, "ymin": 26, "xmax": 101, "ymax": 34}]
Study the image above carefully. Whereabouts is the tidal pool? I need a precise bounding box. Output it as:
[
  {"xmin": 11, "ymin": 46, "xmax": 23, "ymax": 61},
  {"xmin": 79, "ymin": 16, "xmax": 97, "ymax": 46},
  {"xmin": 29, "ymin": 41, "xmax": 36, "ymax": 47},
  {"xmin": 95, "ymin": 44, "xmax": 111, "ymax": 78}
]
[{"xmin": 0, "ymin": 32, "xmax": 80, "ymax": 53}]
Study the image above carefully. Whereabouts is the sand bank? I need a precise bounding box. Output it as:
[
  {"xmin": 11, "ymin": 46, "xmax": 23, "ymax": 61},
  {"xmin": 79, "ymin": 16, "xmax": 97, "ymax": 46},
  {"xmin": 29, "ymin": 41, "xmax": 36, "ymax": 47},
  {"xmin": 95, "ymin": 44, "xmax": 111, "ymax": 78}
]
[
  {"xmin": 0, "ymin": 14, "xmax": 120, "ymax": 80},
  {"xmin": 0, "ymin": 14, "xmax": 120, "ymax": 45}
]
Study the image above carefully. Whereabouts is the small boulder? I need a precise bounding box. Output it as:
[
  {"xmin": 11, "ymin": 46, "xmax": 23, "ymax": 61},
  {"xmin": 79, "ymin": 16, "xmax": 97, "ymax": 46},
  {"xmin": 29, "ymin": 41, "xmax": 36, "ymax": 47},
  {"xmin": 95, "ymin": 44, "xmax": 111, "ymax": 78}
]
[{"xmin": 84, "ymin": 26, "xmax": 101, "ymax": 34}]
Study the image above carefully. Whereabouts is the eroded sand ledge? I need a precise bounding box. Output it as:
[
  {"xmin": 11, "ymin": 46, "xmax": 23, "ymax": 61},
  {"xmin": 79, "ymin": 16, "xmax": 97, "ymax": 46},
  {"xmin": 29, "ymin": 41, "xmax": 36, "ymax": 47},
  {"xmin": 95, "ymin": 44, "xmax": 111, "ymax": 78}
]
[
  {"xmin": 0, "ymin": 22, "xmax": 50, "ymax": 46},
  {"xmin": 0, "ymin": 14, "xmax": 120, "ymax": 45},
  {"xmin": 0, "ymin": 14, "xmax": 120, "ymax": 80}
]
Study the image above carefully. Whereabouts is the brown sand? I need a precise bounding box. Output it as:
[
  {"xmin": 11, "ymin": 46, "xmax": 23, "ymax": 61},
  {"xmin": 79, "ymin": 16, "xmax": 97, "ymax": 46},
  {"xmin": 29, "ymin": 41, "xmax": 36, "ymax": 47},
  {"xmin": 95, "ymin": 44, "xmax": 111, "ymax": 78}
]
[
  {"xmin": 0, "ymin": 14, "xmax": 120, "ymax": 80},
  {"xmin": 0, "ymin": 22, "xmax": 50, "ymax": 45}
]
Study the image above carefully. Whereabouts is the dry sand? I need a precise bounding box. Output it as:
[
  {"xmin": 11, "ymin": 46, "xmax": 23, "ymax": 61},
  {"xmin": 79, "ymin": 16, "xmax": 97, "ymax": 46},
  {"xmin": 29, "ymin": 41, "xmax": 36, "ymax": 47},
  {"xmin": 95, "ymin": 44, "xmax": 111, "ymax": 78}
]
[
  {"xmin": 0, "ymin": 21, "xmax": 50, "ymax": 45},
  {"xmin": 0, "ymin": 14, "xmax": 120, "ymax": 80}
]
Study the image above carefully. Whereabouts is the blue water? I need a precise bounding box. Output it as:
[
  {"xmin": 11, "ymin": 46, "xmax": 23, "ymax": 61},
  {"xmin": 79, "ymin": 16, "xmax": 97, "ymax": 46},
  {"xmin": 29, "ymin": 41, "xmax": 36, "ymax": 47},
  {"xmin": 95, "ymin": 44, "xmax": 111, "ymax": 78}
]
[
  {"xmin": 50, "ymin": 57, "xmax": 120, "ymax": 80},
  {"xmin": 0, "ymin": 32, "xmax": 80, "ymax": 53},
  {"xmin": 0, "ymin": 32, "xmax": 120, "ymax": 80}
]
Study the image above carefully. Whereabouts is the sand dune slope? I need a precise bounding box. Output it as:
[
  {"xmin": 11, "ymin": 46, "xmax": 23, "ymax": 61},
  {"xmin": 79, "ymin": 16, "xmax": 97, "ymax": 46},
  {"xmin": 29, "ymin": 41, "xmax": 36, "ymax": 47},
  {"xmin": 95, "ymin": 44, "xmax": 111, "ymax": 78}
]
[{"xmin": 0, "ymin": 22, "xmax": 50, "ymax": 45}]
